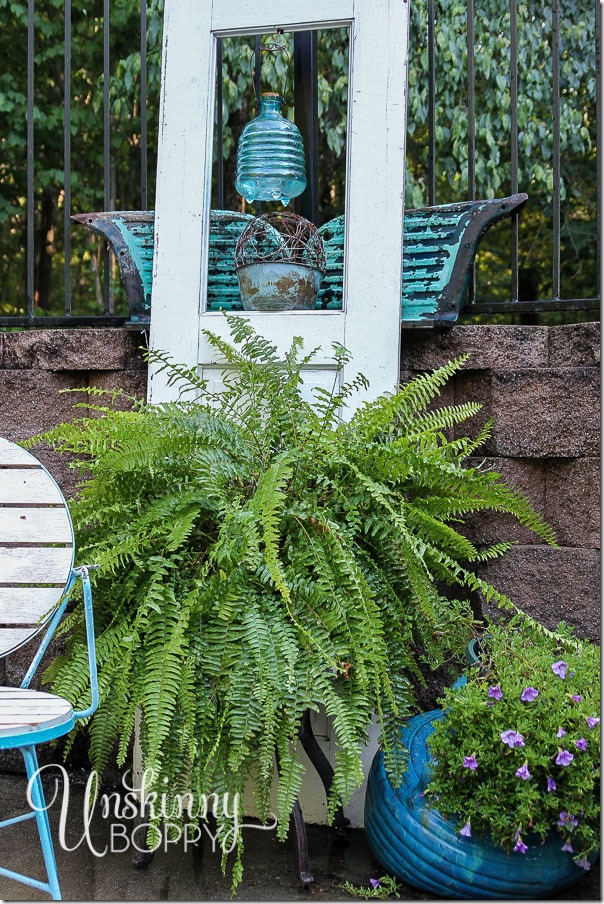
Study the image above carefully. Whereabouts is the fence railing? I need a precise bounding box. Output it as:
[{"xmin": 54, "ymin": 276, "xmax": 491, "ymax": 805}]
[
  {"xmin": 454, "ymin": 0, "xmax": 600, "ymax": 315},
  {"xmin": 0, "ymin": 1, "xmax": 599, "ymax": 328}
]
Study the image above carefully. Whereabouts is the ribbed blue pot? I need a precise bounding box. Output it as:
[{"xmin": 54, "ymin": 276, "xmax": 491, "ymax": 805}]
[
  {"xmin": 235, "ymin": 93, "xmax": 306, "ymax": 206},
  {"xmin": 365, "ymin": 710, "xmax": 595, "ymax": 899}
]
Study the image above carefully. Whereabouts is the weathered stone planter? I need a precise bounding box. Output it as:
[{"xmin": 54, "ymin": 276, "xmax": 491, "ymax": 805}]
[{"xmin": 236, "ymin": 261, "xmax": 323, "ymax": 311}]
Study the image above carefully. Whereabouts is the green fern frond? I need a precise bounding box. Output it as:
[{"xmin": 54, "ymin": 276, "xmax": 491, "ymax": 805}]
[
  {"xmin": 397, "ymin": 354, "xmax": 471, "ymax": 415},
  {"xmin": 275, "ymin": 737, "xmax": 306, "ymax": 836},
  {"xmin": 248, "ymin": 454, "xmax": 294, "ymax": 601},
  {"xmin": 409, "ymin": 401, "xmax": 484, "ymax": 436},
  {"xmin": 35, "ymin": 318, "xmax": 559, "ymax": 889},
  {"xmin": 145, "ymin": 348, "xmax": 208, "ymax": 399}
]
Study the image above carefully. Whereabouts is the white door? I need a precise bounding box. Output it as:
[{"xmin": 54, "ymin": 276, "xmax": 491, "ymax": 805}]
[{"xmin": 149, "ymin": 0, "xmax": 410, "ymax": 826}]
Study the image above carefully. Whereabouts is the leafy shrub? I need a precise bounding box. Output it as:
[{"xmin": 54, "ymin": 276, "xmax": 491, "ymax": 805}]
[
  {"xmin": 426, "ymin": 616, "xmax": 600, "ymax": 867},
  {"xmin": 28, "ymin": 316, "xmax": 556, "ymax": 884}
]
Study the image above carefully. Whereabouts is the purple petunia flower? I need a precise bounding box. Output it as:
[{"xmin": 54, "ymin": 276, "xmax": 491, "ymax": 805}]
[
  {"xmin": 552, "ymin": 660, "xmax": 567, "ymax": 679},
  {"xmin": 500, "ymin": 729, "xmax": 525, "ymax": 749},
  {"xmin": 557, "ymin": 727, "xmax": 566, "ymax": 738},
  {"xmin": 463, "ymin": 754, "xmax": 478, "ymax": 770},
  {"xmin": 460, "ymin": 821, "xmax": 472, "ymax": 838},
  {"xmin": 571, "ymin": 694, "xmax": 582, "ymax": 703},
  {"xmin": 556, "ymin": 749, "xmax": 574, "ymax": 766},
  {"xmin": 585, "ymin": 716, "xmax": 600, "ymax": 730},
  {"xmin": 488, "ymin": 685, "xmax": 503, "ymax": 701},
  {"xmin": 520, "ymin": 686, "xmax": 539, "ymax": 702},
  {"xmin": 369, "ymin": 879, "xmax": 381, "ymax": 889},
  {"xmin": 547, "ymin": 777, "xmax": 557, "ymax": 792},
  {"xmin": 561, "ymin": 841, "xmax": 574, "ymax": 853},
  {"xmin": 516, "ymin": 763, "xmax": 531, "ymax": 780},
  {"xmin": 575, "ymin": 856, "xmax": 591, "ymax": 871},
  {"xmin": 514, "ymin": 838, "xmax": 528, "ymax": 854},
  {"xmin": 557, "ymin": 811, "xmax": 579, "ymax": 829},
  {"xmin": 575, "ymin": 738, "xmax": 588, "ymax": 751}
]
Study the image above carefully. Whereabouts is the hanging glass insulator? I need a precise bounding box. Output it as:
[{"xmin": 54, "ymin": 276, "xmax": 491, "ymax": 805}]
[{"xmin": 235, "ymin": 93, "xmax": 307, "ymax": 206}]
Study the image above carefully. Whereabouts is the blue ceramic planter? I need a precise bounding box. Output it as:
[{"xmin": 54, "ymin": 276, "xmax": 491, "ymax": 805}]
[{"xmin": 365, "ymin": 710, "xmax": 594, "ymax": 899}]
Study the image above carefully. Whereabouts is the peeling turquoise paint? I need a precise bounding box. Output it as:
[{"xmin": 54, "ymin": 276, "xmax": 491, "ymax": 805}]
[{"xmin": 73, "ymin": 194, "xmax": 527, "ymax": 324}]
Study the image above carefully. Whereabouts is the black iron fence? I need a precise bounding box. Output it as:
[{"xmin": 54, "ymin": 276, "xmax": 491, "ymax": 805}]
[
  {"xmin": 0, "ymin": 0, "xmax": 599, "ymax": 328},
  {"xmin": 1, "ymin": 0, "xmax": 153, "ymax": 326}
]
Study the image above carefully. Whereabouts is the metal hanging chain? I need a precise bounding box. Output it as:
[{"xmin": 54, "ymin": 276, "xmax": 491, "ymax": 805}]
[{"xmin": 248, "ymin": 30, "xmax": 291, "ymax": 108}]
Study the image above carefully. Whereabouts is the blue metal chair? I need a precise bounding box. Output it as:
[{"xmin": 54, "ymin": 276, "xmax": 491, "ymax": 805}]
[{"xmin": 0, "ymin": 436, "xmax": 98, "ymax": 900}]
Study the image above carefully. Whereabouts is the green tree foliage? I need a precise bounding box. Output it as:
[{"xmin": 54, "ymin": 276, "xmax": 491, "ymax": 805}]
[
  {"xmin": 405, "ymin": 0, "xmax": 597, "ymax": 306},
  {"xmin": 0, "ymin": 0, "xmax": 161, "ymax": 313},
  {"xmin": 28, "ymin": 316, "xmax": 556, "ymax": 886},
  {"xmin": 408, "ymin": 2, "xmax": 596, "ymax": 202},
  {"xmin": 0, "ymin": 0, "xmax": 597, "ymax": 313}
]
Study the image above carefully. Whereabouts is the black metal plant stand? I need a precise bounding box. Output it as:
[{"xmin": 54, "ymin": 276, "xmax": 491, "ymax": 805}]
[{"xmin": 132, "ymin": 709, "xmax": 350, "ymax": 886}]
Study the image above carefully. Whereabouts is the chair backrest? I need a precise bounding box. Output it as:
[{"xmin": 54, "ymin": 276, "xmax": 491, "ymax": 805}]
[
  {"xmin": 72, "ymin": 209, "xmax": 253, "ymax": 319},
  {"xmin": 74, "ymin": 195, "xmax": 528, "ymax": 323},
  {"xmin": 317, "ymin": 193, "xmax": 528, "ymax": 320},
  {"xmin": 0, "ymin": 438, "xmax": 74, "ymax": 658}
]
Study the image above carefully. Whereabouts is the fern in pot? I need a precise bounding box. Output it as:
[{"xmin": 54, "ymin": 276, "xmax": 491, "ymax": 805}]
[{"xmin": 28, "ymin": 315, "xmax": 555, "ymax": 886}]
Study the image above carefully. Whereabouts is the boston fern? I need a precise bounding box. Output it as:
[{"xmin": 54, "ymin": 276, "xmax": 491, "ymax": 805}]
[{"xmin": 28, "ymin": 316, "xmax": 555, "ymax": 884}]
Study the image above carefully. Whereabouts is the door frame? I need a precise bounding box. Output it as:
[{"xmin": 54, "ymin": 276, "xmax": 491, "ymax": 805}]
[{"xmin": 148, "ymin": 0, "xmax": 410, "ymax": 410}]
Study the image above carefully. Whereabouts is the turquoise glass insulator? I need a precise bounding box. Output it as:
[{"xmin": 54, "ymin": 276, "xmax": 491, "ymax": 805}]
[{"xmin": 235, "ymin": 93, "xmax": 307, "ymax": 206}]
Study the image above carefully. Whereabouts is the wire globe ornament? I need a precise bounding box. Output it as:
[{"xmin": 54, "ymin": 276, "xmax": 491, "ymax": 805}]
[
  {"xmin": 234, "ymin": 212, "xmax": 326, "ymax": 271},
  {"xmin": 234, "ymin": 213, "xmax": 326, "ymax": 311}
]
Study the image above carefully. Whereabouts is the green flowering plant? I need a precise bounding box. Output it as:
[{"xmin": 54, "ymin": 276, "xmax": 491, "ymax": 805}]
[
  {"xmin": 425, "ymin": 615, "xmax": 600, "ymax": 869},
  {"xmin": 340, "ymin": 875, "xmax": 402, "ymax": 899}
]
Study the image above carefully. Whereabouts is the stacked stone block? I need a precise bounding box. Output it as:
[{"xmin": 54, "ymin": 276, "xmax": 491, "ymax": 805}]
[
  {"xmin": 0, "ymin": 328, "xmax": 147, "ymax": 497},
  {"xmin": 401, "ymin": 322, "xmax": 600, "ymax": 642},
  {"xmin": 0, "ymin": 323, "xmax": 599, "ymax": 644}
]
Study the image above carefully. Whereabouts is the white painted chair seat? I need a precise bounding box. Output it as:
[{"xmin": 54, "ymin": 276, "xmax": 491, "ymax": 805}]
[
  {"xmin": 0, "ymin": 688, "xmax": 74, "ymax": 747},
  {"xmin": 0, "ymin": 437, "xmax": 74, "ymax": 659},
  {"xmin": 0, "ymin": 436, "xmax": 98, "ymax": 900}
]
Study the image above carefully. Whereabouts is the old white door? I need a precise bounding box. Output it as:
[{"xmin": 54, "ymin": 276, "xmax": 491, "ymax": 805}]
[{"xmin": 149, "ymin": 0, "xmax": 410, "ymax": 827}]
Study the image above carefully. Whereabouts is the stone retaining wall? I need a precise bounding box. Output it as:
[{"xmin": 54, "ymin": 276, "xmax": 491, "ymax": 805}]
[
  {"xmin": 401, "ymin": 322, "xmax": 600, "ymax": 641},
  {"xmin": 0, "ymin": 323, "xmax": 600, "ymax": 643},
  {"xmin": 0, "ymin": 328, "xmax": 147, "ymax": 499}
]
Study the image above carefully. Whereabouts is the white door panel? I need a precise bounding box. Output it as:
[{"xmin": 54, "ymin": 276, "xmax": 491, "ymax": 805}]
[{"xmin": 149, "ymin": 0, "xmax": 410, "ymax": 825}]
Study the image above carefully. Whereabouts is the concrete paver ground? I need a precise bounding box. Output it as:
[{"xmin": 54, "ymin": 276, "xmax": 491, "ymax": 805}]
[{"xmin": 0, "ymin": 770, "xmax": 599, "ymax": 902}]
